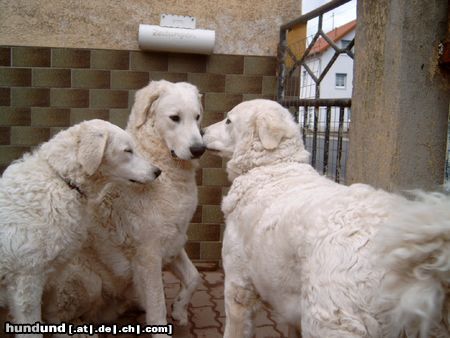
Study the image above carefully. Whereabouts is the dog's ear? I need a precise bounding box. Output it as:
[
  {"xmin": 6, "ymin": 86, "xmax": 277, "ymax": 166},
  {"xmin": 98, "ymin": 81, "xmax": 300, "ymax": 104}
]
[
  {"xmin": 132, "ymin": 80, "xmax": 167, "ymax": 128},
  {"xmin": 256, "ymin": 107, "xmax": 296, "ymax": 150},
  {"xmin": 78, "ymin": 124, "xmax": 108, "ymax": 176}
]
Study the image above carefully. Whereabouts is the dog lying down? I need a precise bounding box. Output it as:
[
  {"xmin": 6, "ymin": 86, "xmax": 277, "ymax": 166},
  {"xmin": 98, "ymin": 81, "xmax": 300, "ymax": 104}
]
[
  {"xmin": 0, "ymin": 119, "xmax": 160, "ymax": 337},
  {"xmin": 203, "ymin": 99, "xmax": 450, "ymax": 338}
]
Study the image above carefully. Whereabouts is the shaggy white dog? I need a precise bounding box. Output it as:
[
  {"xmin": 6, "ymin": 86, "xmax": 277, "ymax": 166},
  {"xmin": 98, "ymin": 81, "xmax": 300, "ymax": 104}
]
[
  {"xmin": 0, "ymin": 119, "xmax": 160, "ymax": 338},
  {"xmin": 203, "ymin": 99, "xmax": 450, "ymax": 338},
  {"xmin": 44, "ymin": 80, "xmax": 205, "ymax": 334}
]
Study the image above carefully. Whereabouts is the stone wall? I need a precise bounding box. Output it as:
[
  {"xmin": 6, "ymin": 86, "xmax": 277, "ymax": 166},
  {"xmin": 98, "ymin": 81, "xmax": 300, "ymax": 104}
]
[
  {"xmin": 347, "ymin": 0, "xmax": 450, "ymax": 191},
  {"xmin": 0, "ymin": 46, "xmax": 277, "ymax": 265},
  {"xmin": 0, "ymin": 0, "xmax": 301, "ymax": 56}
]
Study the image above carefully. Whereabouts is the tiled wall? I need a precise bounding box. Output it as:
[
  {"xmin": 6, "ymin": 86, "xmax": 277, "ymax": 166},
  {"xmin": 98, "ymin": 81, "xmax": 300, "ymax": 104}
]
[{"xmin": 0, "ymin": 46, "xmax": 277, "ymax": 265}]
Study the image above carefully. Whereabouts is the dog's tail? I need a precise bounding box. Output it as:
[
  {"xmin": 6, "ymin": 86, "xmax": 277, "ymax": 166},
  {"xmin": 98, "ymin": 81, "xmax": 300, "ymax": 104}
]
[{"xmin": 375, "ymin": 192, "xmax": 450, "ymax": 338}]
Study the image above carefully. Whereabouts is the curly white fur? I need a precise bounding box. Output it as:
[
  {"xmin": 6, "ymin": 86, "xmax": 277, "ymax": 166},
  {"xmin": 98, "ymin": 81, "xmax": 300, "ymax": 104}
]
[
  {"xmin": 43, "ymin": 81, "xmax": 204, "ymax": 336},
  {"xmin": 0, "ymin": 119, "xmax": 158, "ymax": 338},
  {"xmin": 203, "ymin": 99, "xmax": 450, "ymax": 338}
]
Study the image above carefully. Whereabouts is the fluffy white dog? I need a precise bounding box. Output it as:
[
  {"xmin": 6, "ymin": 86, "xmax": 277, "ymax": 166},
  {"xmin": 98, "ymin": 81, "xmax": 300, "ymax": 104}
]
[
  {"xmin": 0, "ymin": 119, "xmax": 160, "ymax": 338},
  {"xmin": 43, "ymin": 80, "xmax": 205, "ymax": 334},
  {"xmin": 203, "ymin": 99, "xmax": 450, "ymax": 338}
]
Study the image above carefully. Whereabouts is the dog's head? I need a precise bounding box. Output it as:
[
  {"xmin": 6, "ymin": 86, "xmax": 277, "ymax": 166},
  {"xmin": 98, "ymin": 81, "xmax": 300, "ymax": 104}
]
[
  {"xmin": 203, "ymin": 99, "xmax": 309, "ymax": 179},
  {"xmin": 128, "ymin": 80, "xmax": 205, "ymax": 161},
  {"xmin": 77, "ymin": 119, "xmax": 161, "ymax": 184}
]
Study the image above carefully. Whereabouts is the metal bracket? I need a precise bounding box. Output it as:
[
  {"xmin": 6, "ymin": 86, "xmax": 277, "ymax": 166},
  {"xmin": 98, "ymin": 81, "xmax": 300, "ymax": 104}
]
[{"xmin": 160, "ymin": 14, "xmax": 196, "ymax": 29}]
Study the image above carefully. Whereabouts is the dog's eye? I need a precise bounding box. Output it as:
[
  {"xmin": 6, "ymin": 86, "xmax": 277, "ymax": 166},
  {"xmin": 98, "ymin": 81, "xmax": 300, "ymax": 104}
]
[
  {"xmin": 196, "ymin": 114, "xmax": 200, "ymax": 121},
  {"xmin": 169, "ymin": 115, "xmax": 180, "ymax": 123},
  {"xmin": 226, "ymin": 119, "xmax": 231, "ymax": 125},
  {"xmin": 124, "ymin": 149, "xmax": 133, "ymax": 154}
]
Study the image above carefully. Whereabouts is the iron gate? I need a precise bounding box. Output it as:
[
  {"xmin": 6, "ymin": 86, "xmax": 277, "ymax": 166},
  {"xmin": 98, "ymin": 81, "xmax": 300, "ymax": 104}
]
[{"xmin": 277, "ymin": 0, "xmax": 354, "ymax": 183}]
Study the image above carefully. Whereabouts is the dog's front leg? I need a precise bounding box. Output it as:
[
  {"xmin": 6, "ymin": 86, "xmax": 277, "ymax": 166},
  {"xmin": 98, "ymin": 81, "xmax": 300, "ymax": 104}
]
[
  {"xmin": 132, "ymin": 246, "xmax": 169, "ymax": 337},
  {"xmin": 8, "ymin": 273, "xmax": 46, "ymax": 338},
  {"xmin": 169, "ymin": 249, "xmax": 200, "ymax": 325}
]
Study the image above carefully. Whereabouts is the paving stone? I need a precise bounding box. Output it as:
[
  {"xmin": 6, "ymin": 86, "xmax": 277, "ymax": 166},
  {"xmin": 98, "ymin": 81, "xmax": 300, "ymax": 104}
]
[
  {"xmin": 212, "ymin": 298, "xmax": 225, "ymax": 317},
  {"xmin": 209, "ymin": 283, "xmax": 224, "ymax": 300},
  {"xmin": 172, "ymin": 322, "xmax": 194, "ymax": 338},
  {"xmin": 193, "ymin": 327, "xmax": 223, "ymax": 338},
  {"xmin": 191, "ymin": 306, "xmax": 220, "ymax": 328},
  {"xmin": 196, "ymin": 279, "xmax": 208, "ymax": 291},
  {"xmin": 254, "ymin": 325, "xmax": 284, "ymax": 338},
  {"xmin": 276, "ymin": 323, "xmax": 290, "ymax": 337},
  {"xmin": 203, "ymin": 271, "xmax": 224, "ymax": 285},
  {"xmin": 254, "ymin": 309, "xmax": 274, "ymax": 327},
  {"xmin": 163, "ymin": 271, "xmax": 179, "ymax": 284},
  {"xmin": 39, "ymin": 270, "xmax": 291, "ymax": 338},
  {"xmin": 217, "ymin": 316, "xmax": 226, "ymax": 333},
  {"xmin": 190, "ymin": 290, "xmax": 212, "ymax": 308},
  {"xmin": 164, "ymin": 283, "xmax": 180, "ymax": 300}
]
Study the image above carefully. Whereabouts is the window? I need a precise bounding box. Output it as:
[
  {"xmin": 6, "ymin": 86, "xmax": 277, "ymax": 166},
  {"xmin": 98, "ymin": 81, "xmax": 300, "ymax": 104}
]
[
  {"xmin": 335, "ymin": 73, "xmax": 347, "ymax": 88},
  {"xmin": 302, "ymin": 70, "xmax": 307, "ymax": 87},
  {"xmin": 341, "ymin": 39, "xmax": 352, "ymax": 49}
]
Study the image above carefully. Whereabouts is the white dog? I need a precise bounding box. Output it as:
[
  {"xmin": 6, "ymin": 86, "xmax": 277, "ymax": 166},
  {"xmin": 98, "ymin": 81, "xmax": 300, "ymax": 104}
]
[
  {"xmin": 0, "ymin": 119, "xmax": 160, "ymax": 338},
  {"xmin": 44, "ymin": 80, "xmax": 205, "ymax": 333},
  {"xmin": 203, "ymin": 99, "xmax": 450, "ymax": 338}
]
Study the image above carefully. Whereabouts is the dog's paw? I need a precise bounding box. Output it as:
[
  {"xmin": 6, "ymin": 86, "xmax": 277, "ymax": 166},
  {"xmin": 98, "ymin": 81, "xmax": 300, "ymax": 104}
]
[{"xmin": 171, "ymin": 303, "xmax": 188, "ymax": 326}]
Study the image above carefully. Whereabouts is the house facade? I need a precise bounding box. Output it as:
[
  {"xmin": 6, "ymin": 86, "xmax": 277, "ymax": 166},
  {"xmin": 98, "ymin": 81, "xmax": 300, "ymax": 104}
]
[{"xmin": 300, "ymin": 20, "xmax": 356, "ymax": 132}]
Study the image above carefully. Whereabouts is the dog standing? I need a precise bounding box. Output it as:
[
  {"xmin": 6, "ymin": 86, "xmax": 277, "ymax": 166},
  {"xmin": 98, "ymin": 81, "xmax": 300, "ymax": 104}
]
[
  {"xmin": 44, "ymin": 81, "xmax": 206, "ymax": 336},
  {"xmin": 0, "ymin": 119, "xmax": 160, "ymax": 338},
  {"xmin": 203, "ymin": 99, "xmax": 449, "ymax": 338}
]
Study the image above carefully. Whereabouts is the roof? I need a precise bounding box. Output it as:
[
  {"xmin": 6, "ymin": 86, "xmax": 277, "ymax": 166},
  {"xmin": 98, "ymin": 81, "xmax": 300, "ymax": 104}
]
[{"xmin": 309, "ymin": 20, "xmax": 356, "ymax": 55}]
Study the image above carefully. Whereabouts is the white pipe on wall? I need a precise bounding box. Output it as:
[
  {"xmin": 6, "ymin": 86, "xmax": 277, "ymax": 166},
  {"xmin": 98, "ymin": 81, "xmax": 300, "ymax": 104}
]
[{"xmin": 138, "ymin": 24, "xmax": 215, "ymax": 54}]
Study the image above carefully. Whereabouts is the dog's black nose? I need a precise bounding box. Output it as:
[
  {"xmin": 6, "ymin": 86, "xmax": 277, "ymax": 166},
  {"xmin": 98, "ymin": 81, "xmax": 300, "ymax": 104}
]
[
  {"xmin": 154, "ymin": 168, "xmax": 162, "ymax": 178},
  {"xmin": 190, "ymin": 144, "xmax": 206, "ymax": 158}
]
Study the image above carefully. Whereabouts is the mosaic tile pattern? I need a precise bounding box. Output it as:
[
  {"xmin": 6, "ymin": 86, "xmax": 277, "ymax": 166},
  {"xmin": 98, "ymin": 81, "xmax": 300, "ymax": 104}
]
[{"xmin": 0, "ymin": 45, "xmax": 277, "ymax": 263}]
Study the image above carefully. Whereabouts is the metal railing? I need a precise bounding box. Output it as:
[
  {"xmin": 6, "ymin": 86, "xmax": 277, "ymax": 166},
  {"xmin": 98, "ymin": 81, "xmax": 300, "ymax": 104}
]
[
  {"xmin": 282, "ymin": 98, "xmax": 351, "ymax": 182},
  {"xmin": 277, "ymin": 0, "xmax": 354, "ymax": 183}
]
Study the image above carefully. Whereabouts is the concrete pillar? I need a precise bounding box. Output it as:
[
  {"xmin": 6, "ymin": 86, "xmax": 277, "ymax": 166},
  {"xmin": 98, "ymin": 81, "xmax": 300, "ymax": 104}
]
[{"xmin": 347, "ymin": 0, "xmax": 450, "ymax": 191}]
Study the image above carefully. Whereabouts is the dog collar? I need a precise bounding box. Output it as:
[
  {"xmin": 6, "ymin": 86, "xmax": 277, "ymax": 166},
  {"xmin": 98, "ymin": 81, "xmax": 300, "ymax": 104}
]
[{"xmin": 63, "ymin": 178, "xmax": 86, "ymax": 198}]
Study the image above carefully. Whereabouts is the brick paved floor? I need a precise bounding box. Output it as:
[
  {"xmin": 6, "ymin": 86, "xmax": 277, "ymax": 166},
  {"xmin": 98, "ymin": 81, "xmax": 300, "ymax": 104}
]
[
  {"xmin": 1, "ymin": 270, "xmax": 289, "ymax": 338},
  {"xmin": 104, "ymin": 270, "xmax": 289, "ymax": 338}
]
